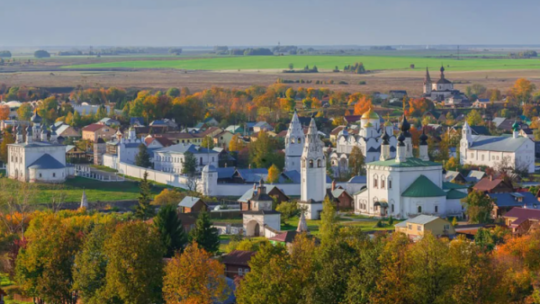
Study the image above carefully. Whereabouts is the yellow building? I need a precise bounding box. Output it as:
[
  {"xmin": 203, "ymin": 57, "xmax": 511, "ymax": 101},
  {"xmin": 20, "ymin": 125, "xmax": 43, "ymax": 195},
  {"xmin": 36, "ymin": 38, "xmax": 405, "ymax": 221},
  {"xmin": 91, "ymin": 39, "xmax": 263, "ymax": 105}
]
[{"xmin": 394, "ymin": 215, "xmax": 455, "ymax": 241}]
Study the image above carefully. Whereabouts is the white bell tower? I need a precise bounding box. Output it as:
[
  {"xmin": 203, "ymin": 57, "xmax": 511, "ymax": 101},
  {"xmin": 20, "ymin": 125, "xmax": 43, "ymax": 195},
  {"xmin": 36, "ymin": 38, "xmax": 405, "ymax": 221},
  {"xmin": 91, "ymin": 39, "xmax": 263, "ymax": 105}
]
[
  {"xmin": 460, "ymin": 121, "xmax": 472, "ymax": 165},
  {"xmin": 301, "ymin": 118, "xmax": 326, "ymax": 202},
  {"xmin": 285, "ymin": 111, "xmax": 305, "ymax": 172}
]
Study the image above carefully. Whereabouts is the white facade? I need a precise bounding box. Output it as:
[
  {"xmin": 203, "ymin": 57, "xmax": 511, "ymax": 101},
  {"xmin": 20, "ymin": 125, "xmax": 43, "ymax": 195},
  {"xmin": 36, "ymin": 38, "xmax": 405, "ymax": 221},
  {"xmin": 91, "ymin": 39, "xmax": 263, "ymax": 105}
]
[
  {"xmin": 153, "ymin": 144, "xmax": 218, "ymax": 174},
  {"xmin": 423, "ymin": 67, "xmax": 456, "ymax": 101},
  {"xmin": 7, "ymin": 117, "xmax": 70, "ymax": 183},
  {"xmin": 460, "ymin": 122, "xmax": 535, "ymax": 173},
  {"xmin": 354, "ymin": 123, "xmax": 466, "ymax": 219},
  {"xmin": 284, "ymin": 111, "xmax": 305, "ymax": 172},
  {"xmin": 330, "ymin": 108, "xmax": 397, "ymax": 177}
]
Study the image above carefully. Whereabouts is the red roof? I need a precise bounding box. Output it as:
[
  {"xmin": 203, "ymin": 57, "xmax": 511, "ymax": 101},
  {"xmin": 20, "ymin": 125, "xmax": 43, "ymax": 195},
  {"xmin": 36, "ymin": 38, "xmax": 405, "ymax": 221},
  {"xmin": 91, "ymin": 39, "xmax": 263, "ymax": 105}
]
[
  {"xmin": 504, "ymin": 207, "xmax": 540, "ymax": 221},
  {"xmin": 473, "ymin": 177, "xmax": 510, "ymax": 192},
  {"xmin": 82, "ymin": 123, "xmax": 105, "ymax": 132},
  {"xmin": 269, "ymin": 231, "xmax": 298, "ymax": 243},
  {"xmin": 222, "ymin": 250, "xmax": 256, "ymax": 266},
  {"xmin": 200, "ymin": 127, "xmax": 222, "ymax": 136},
  {"xmin": 344, "ymin": 115, "xmax": 361, "ymax": 123}
]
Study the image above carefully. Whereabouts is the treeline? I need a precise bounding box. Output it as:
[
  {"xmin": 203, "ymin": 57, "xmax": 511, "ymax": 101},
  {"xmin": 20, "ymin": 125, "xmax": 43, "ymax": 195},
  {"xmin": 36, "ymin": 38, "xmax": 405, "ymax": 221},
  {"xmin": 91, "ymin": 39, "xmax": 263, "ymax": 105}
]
[
  {"xmin": 55, "ymin": 47, "xmax": 179, "ymax": 56},
  {"xmin": 343, "ymin": 62, "xmax": 366, "ymax": 74},
  {"xmin": 370, "ymin": 46, "xmax": 396, "ymax": 51},
  {"xmin": 282, "ymin": 65, "xmax": 319, "ymax": 73},
  {"xmin": 0, "ymin": 50, "xmax": 11, "ymax": 58},
  {"xmin": 508, "ymin": 50, "xmax": 538, "ymax": 58}
]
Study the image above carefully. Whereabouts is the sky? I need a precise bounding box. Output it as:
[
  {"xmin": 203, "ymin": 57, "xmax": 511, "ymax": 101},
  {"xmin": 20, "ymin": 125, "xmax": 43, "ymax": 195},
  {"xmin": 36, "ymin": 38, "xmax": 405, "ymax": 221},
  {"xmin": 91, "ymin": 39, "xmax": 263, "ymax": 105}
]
[{"xmin": 1, "ymin": 0, "xmax": 539, "ymax": 47}]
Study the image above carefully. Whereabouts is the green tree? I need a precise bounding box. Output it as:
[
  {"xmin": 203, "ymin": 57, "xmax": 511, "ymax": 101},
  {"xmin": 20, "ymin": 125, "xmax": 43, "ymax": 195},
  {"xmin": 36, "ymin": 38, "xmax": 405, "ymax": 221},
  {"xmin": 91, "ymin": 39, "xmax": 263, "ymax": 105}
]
[
  {"xmin": 275, "ymin": 201, "xmax": 299, "ymax": 224},
  {"xmin": 249, "ymin": 131, "xmax": 283, "ymax": 169},
  {"xmin": 0, "ymin": 131, "xmax": 14, "ymax": 164},
  {"xmin": 73, "ymin": 224, "xmax": 119, "ymax": 304},
  {"xmin": 17, "ymin": 103, "xmax": 33, "ymax": 121},
  {"xmin": 134, "ymin": 172, "xmax": 154, "ymax": 220},
  {"xmin": 463, "ymin": 189, "xmax": 493, "ymax": 224},
  {"xmin": 319, "ymin": 197, "xmax": 339, "ymax": 247},
  {"xmin": 288, "ymin": 63, "xmax": 294, "ymax": 70},
  {"xmin": 134, "ymin": 143, "xmax": 151, "ymax": 168},
  {"xmin": 285, "ymin": 88, "xmax": 296, "ymax": 99},
  {"xmin": 154, "ymin": 204, "xmax": 188, "ymax": 258},
  {"xmin": 189, "ymin": 211, "xmax": 219, "ymax": 254},
  {"xmin": 34, "ymin": 50, "xmax": 50, "ymax": 58},
  {"xmin": 348, "ymin": 146, "xmax": 365, "ymax": 176},
  {"xmin": 105, "ymin": 222, "xmax": 165, "ymax": 304},
  {"xmin": 72, "ymin": 110, "xmax": 82, "ymax": 127},
  {"xmin": 201, "ymin": 136, "xmax": 214, "ymax": 149},
  {"xmin": 182, "ymin": 151, "xmax": 197, "ymax": 175},
  {"xmin": 466, "ymin": 109, "xmax": 483, "ymax": 126},
  {"xmin": 166, "ymin": 87, "xmax": 180, "ymax": 98}
]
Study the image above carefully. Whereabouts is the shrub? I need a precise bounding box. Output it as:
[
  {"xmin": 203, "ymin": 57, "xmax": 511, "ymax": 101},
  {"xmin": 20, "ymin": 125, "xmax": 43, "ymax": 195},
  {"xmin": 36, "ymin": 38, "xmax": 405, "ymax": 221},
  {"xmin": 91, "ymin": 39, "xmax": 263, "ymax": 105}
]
[{"xmin": 358, "ymin": 81, "xmax": 367, "ymax": 85}]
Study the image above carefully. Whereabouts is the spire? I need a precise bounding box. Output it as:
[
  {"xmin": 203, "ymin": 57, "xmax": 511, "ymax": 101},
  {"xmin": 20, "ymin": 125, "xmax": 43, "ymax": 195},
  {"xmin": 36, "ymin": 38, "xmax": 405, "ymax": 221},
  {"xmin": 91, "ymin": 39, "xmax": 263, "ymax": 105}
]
[
  {"xmin": 297, "ymin": 211, "xmax": 308, "ymax": 233},
  {"xmin": 424, "ymin": 67, "xmax": 431, "ymax": 84},
  {"xmin": 307, "ymin": 118, "xmax": 317, "ymax": 136},
  {"xmin": 440, "ymin": 65, "xmax": 445, "ymax": 79},
  {"xmin": 80, "ymin": 190, "xmax": 88, "ymax": 209}
]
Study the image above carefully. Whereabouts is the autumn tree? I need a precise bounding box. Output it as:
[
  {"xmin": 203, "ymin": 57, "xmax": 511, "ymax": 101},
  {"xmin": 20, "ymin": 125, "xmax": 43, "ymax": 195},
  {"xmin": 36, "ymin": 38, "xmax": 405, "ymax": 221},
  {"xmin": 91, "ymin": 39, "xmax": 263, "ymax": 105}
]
[
  {"xmin": 17, "ymin": 103, "xmax": 33, "ymax": 121},
  {"xmin": 163, "ymin": 243, "xmax": 227, "ymax": 304},
  {"xmin": 511, "ymin": 78, "xmax": 536, "ymax": 104},
  {"xmin": 0, "ymin": 130, "xmax": 14, "ymax": 163},
  {"xmin": 104, "ymin": 222, "xmax": 165, "ymax": 304},
  {"xmin": 348, "ymin": 146, "xmax": 365, "ymax": 176},
  {"xmin": 466, "ymin": 109, "xmax": 483, "ymax": 126},
  {"xmin": 0, "ymin": 105, "xmax": 10, "ymax": 120},
  {"xmin": 134, "ymin": 172, "xmax": 154, "ymax": 220},
  {"xmin": 228, "ymin": 134, "xmax": 244, "ymax": 152},
  {"xmin": 189, "ymin": 211, "xmax": 219, "ymax": 254},
  {"xmin": 249, "ymin": 131, "xmax": 283, "ymax": 169},
  {"xmin": 201, "ymin": 136, "xmax": 214, "ymax": 149},
  {"xmin": 319, "ymin": 197, "xmax": 339, "ymax": 247},
  {"xmin": 267, "ymin": 164, "xmax": 280, "ymax": 183},
  {"xmin": 352, "ymin": 96, "xmax": 372, "ymax": 115},
  {"xmin": 275, "ymin": 201, "xmax": 299, "ymax": 224},
  {"xmin": 153, "ymin": 188, "xmax": 184, "ymax": 206},
  {"xmin": 154, "ymin": 204, "xmax": 188, "ymax": 258},
  {"xmin": 463, "ymin": 189, "xmax": 493, "ymax": 224}
]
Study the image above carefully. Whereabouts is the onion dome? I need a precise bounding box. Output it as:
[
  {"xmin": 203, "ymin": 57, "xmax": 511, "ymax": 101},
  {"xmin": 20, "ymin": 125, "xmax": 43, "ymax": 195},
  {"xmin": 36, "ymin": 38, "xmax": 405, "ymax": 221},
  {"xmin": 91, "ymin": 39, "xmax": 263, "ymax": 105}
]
[
  {"xmin": 41, "ymin": 124, "xmax": 48, "ymax": 134},
  {"xmin": 31, "ymin": 111, "xmax": 42, "ymax": 123},
  {"xmin": 400, "ymin": 115, "xmax": 410, "ymax": 133},
  {"xmin": 26, "ymin": 125, "xmax": 32, "ymax": 135},
  {"xmin": 512, "ymin": 121, "xmax": 520, "ymax": 132},
  {"xmin": 420, "ymin": 128, "xmax": 428, "ymax": 146},
  {"xmin": 365, "ymin": 122, "xmax": 373, "ymax": 128},
  {"xmin": 361, "ymin": 107, "xmax": 380, "ymax": 120},
  {"xmin": 381, "ymin": 130, "xmax": 390, "ymax": 145},
  {"xmin": 397, "ymin": 132, "xmax": 405, "ymax": 146},
  {"xmin": 383, "ymin": 120, "xmax": 392, "ymax": 127}
]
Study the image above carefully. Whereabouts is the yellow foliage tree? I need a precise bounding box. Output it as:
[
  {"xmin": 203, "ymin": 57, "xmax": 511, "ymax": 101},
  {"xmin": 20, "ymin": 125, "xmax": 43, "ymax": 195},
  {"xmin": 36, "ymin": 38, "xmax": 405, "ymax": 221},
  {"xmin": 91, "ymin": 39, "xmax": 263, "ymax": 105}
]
[
  {"xmin": 511, "ymin": 78, "xmax": 536, "ymax": 103},
  {"xmin": 267, "ymin": 164, "xmax": 280, "ymax": 184},
  {"xmin": 352, "ymin": 96, "xmax": 372, "ymax": 115},
  {"xmin": 163, "ymin": 243, "xmax": 227, "ymax": 304},
  {"xmin": 228, "ymin": 134, "xmax": 244, "ymax": 152},
  {"xmin": 153, "ymin": 188, "xmax": 184, "ymax": 206}
]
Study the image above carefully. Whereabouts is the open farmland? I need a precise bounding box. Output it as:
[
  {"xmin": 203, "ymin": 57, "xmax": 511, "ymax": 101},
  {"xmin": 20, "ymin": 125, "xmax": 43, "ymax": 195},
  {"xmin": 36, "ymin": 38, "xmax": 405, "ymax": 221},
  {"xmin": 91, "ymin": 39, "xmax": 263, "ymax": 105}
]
[{"xmin": 63, "ymin": 55, "xmax": 540, "ymax": 72}]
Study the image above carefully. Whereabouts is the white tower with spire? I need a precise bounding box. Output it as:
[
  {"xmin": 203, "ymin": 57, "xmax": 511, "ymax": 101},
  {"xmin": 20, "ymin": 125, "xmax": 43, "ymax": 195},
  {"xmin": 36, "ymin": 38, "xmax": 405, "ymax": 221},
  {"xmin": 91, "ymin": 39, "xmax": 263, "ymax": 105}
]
[
  {"xmin": 423, "ymin": 68, "xmax": 432, "ymax": 95},
  {"xmin": 284, "ymin": 111, "xmax": 305, "ymax": 172},
  {"xmin": 300, "ymin": 118, "xmax": 326, "ymax": 219},
  {"xmin": 460, "ymin": 121, "xmax": 473, "ymax": 165}
]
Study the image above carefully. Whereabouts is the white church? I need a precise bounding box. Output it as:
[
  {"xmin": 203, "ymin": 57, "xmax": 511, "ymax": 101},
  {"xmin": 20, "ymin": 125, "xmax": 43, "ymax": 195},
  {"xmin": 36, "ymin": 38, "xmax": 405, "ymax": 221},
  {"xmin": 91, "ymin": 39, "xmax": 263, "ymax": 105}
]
[
  {"xmin": 330, "ymin": 108, "xmax": 397, "ymax": 177},
  {"xmin": 354, "ymin": 116, "xmax": 467, "ymax": 219},
  {"xmin": 460, "ymin": 121, "xmax": 535, "ymax": 173},
  {"xmin": 7, "ymin": 112, "xmax": 72, "ymax": 183}
]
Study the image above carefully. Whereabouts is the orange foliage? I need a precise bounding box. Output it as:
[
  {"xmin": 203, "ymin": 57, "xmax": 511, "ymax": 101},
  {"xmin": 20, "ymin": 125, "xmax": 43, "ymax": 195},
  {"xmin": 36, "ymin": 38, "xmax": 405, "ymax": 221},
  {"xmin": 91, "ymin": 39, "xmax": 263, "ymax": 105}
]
[
  {"xmin": 0, "ymin": 105, "xmax": 10, "ymax": 120},
  {"xmin": 352, "ymin": 96, "xmax": 372, "ymax": 115},
  {"xmin": 405, "ymin": 98, "xmax": 433, "ymax": 117}
]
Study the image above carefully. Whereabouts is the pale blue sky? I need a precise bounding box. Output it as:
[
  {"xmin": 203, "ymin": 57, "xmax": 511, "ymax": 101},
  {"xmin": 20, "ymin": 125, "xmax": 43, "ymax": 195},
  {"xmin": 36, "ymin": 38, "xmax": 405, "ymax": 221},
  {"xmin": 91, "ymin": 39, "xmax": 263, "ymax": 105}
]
[{"xmin": 1, "ymin": 0, "xmax": 538, "ymax": 47}]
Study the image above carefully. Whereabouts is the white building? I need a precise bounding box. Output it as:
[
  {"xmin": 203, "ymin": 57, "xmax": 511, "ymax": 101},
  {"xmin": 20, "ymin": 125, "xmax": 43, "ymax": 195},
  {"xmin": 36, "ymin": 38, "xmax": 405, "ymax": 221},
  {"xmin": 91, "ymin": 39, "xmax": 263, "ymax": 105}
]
[
  {"xmin": 7, "ymin": 112, "xmax": 71, "ymax": 183},
  {"xmin": 354, "ymin": 120, "xmax": 467, "ymax": 219},
  {"xmin": 242, "ymin": 180, "xmax": 281, "ymax": 237},
  {"xmin": 153, "ymin": 143, "xmax": 218, "ymax": 173},
  {"xmin": 460, "ymin": 121, "xmax": 535, "ymax": 173},
  {"xmin": 330, "ymin": 108, "xmax": 397, "ymax": 176},
  {"xmin": 104, "ymin": 127, "xmax": 144, "ymax": 166},
  {"xmin": 298, "ymin": 118, "xmax": 327, "ymax": 220},
  {"xmin": 284, "ymin": 111, "xmax": 305, "ymax": 172}
]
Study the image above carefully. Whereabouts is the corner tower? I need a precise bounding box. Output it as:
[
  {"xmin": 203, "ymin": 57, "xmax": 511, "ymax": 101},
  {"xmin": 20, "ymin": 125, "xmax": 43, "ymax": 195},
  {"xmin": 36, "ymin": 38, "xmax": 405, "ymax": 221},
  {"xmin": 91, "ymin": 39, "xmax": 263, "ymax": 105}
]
[{"xmin": 285, "ymin": 111, "xmax": 305, "ymax": 172}]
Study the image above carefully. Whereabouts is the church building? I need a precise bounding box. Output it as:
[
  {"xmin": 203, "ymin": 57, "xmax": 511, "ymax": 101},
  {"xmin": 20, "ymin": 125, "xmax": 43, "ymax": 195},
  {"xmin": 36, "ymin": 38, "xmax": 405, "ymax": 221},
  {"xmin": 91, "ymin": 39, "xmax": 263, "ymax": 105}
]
[
  {"xmin": 354, "ymin": 117, "xmax": 467, "ymax": 219},
  {"xmin": 284, "ymin": 111, "xmax": 305, "ymax": 172},
  {"xmin": 460, "ymin": 121, "xmax": 535, "ymax": 173},
  {"xmin": 7, "ymin": 112, "xmax": 71, "ymax": 183},
  {"xmin": 330, "ymin": 108, "xmax": 397, "ymax": 176},
  {"xmin": 423, "ymin": 66, "xmax": 468, "ymax": 104}
]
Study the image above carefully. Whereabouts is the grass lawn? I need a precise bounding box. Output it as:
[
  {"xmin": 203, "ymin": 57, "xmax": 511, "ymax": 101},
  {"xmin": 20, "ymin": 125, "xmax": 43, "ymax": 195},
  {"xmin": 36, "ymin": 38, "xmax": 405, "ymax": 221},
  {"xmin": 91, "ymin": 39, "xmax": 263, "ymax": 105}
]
[
  {"xmin": 0, "ymin": 176, "xmax": 166, "ymax": 205},
  {"xmin": 1, "ymin": 272, "xmax": 13, "ymax": 287},
  {"xmin": 64, "ymin": 55, "xmax": 540, "ymax": 72},
  {"xmin": 90, "ymin": 165, "xmax": 118, "ymax": 173}
]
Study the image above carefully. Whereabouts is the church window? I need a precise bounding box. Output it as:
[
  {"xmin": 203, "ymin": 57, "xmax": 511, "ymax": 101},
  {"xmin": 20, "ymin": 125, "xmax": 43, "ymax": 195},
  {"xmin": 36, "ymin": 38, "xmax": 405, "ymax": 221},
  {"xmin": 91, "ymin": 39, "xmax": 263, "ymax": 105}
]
[
  {"xmin": 381, "ymin": 176, "xmax": 386, "ymax": 189},
  {"xmin": 417, "ymin": 206, "xmax": 422, "ymax": 213},
  {"xmin": 39, "ymin": 173, "xmax": 42, "ymax": 178},
  {"xmin": 309, "ymin": 160, "xmax": 313, "ymax": 168},
  {"xmin": 53, "ymin": 173, "xmax": 56, "ymax": 178},
  {"xmin": 317, "ymin": 159, "xmax": 322, "ymax": 167},
  {"xmin": 199, "ymin": 157, "xmax": 203, "ymax": 165},
  {"xmin": 435, "ymin": 206, "xmax": 439, "ymax": 213},
  {"xmin": 391, "ymin": 204, "xmax": 394, "ymax": 213},
  {"xmin": 298, "ymin": 137, "xmax": 302, "ymax": 143},
  {"xmin": 373, "ymin": 175, "xmax": 378, "ymax": 188},
  {"xmin": 388, "ymin": 177, "xmax": 392, "ymax": 189}
]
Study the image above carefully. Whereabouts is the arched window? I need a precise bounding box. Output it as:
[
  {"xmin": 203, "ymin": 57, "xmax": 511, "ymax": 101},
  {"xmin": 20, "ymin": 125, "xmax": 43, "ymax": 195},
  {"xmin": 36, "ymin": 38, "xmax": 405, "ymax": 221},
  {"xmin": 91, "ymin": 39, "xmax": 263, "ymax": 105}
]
[
  {"xmin": 388, "ymin": 176, "xmax": 392, "ymax": 189},
  {"xmin": 381, "ymin": 175, "xmax": 386, "ymax": 189},
  {"xmin": 302, "ymin": 160, "xmax": 306, "ymax": 168},
  {"xmin": 373, "ymin": 174, "xmax": 378, "ymax": 188},
  {"xmin": 309, "ymin": 160, "xmax": 314, "ymax": 168},
  {"xmin": 298, "ymin": 137, "xmax": 302, "ymax": 144},
  {"xmin": 317, "ymin": 159, "xmax": 322, "ymax": 167},
  {"xmin": 435, "ymin": 206, "xmax": 439, "ymax": 213},
  {"xmin": 418, "ymin": 206, "xmax": 422, "ymax": 213},
  {"xmin": 391, "ymin": 204, "xmax": 394, "ymax": 213},
  {"xmin": 291, "ymin": 138, "xmax": 296, "ymax": 144}
]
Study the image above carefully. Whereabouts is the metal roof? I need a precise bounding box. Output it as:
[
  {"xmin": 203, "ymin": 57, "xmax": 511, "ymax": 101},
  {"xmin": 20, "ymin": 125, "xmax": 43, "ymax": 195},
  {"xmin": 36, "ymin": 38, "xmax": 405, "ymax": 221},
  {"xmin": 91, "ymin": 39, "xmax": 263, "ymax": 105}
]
[
  {"xmin": 178, "ymin": 196, "xmax": 203, "ymax": 208},
  {"xmin": 155, "ymin": 143, "xmax": 218, "ymax": 155},
  {"xmin": 446, "ymin": 189, "xmax": 467, "ymax": 200},
  {"xmin": 487, "ymin": 192, "xmax": 539, "ymax": 208},
  {"xmin": 400, "ymin": 214, "xmax": 442, "ymax": 225},
  {"xmin": 28, "ymin": 154, "xmax": 65, "ymax": 169},
  {"xmin": 469, "ymin": 135, "xmax": 530, "ymax": 152},
  {"xmin": 369, "ymin": 157, "xmax": 442, "ymax": 168},
  {"xmin": 402, "ymin": 175, "xmax": 446, "ymax": 198}
]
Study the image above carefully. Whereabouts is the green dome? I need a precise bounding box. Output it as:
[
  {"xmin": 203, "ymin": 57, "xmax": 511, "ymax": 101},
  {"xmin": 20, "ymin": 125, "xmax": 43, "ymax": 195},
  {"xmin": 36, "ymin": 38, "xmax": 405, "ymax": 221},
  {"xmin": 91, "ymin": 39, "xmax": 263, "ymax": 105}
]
[
  {"xmin": 512, "ymin": 121, "xmax": 520, "ymax": 131},
  {"xmin": 361, "ymin": 107, "xmax": 380, "ymax": 120}
]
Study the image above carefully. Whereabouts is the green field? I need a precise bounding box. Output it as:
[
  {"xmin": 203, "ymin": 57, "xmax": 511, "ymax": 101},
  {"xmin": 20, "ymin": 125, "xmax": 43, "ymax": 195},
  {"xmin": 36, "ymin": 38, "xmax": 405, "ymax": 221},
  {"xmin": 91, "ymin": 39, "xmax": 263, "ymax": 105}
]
[
  {"xmin": 0, "ymin": 176, "xmax": 166, "ymax": 205},
  {"xmin": 63, "ymin": 55, "xmax": 540, "ymax": 72}
]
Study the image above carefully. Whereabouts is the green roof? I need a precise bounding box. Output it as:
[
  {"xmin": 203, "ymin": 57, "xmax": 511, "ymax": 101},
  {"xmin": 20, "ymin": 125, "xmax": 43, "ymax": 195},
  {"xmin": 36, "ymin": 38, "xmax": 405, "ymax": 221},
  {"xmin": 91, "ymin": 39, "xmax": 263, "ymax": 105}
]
[
  {"xmin": 442, "ymin": 182, "xmax": 468, "ymax": 190},
  {"xmin": 368, "ymin": 157, "xmax": 442, "ymax": 168},
  {"xmin": 446, "ymin": 189, "xmax": 468, "ymax": 200},
  {"xmin": 402, "ymin": 175, "xmax": 446, "ymax": 198}
]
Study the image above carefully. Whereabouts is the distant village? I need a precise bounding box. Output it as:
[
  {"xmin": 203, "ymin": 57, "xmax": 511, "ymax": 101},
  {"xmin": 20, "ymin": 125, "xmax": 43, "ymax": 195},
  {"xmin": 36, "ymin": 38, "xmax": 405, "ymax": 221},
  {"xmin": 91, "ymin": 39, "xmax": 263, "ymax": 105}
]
[{"xmin": 1, "ymin": 69, "xmax": 540, "ymax": 303}]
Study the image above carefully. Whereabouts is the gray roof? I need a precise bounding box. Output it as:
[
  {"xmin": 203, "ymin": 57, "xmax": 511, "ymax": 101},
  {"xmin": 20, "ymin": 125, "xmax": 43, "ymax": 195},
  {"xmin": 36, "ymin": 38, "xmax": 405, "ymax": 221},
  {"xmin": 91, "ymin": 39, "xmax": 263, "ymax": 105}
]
[
  {"xmin": 469, "ymin": 135, "xmax": 530, "ymax": 152},
  {"xmin": 178, "ymin": 196, "xmax": 204, "ymax": 208},
  {"xmin": 238, "ymin": 185, "xmax": 279, "ymax": 203},
  {"xmin": 10, "ymin": 141, "xmax": 64, "ymax": 148},
  {"xmin": 492, "ymin": 117, "xmax": 506, "ymax": 128},
  {"xmin": 216, "ymin": 167, "xmax": 236, "ymax": 179},
  {"xmin": 28, "ymin": 154, "xmax": 65, "ymax": 169},
  {"xmin": 396, "ymin": 215, "xmax": 441, "ymax": 226},
  {"xmin": 156, "ymin": 143, "xmax": 218, "ymax": 155},
  {"xmin": 444, "ymin": 170, "xmax": 460, "ymax": 182},
  {"xmin": 466, "ymin": 170, "xmax": 485, "ymax": 183}
]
